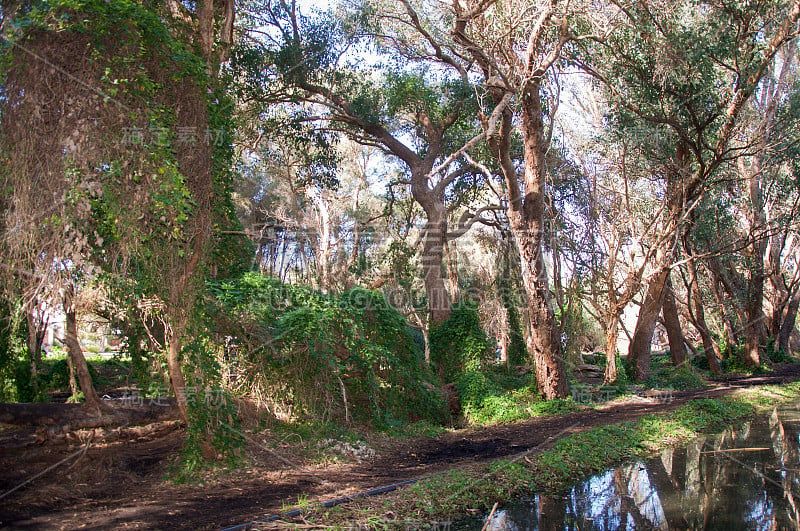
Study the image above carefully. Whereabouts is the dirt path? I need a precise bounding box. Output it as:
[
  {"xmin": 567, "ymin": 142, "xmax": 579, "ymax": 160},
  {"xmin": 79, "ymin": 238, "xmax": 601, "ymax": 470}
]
[{"xmin": 2, "ymin": 366, "xmax": 800, "ymax": 530}]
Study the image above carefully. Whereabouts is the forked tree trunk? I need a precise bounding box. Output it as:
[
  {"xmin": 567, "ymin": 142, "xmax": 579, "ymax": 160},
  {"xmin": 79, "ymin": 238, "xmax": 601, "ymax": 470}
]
[
  {"xmin": 662, "ymin": 275, "xmax": 687, "ymax": 367},
  {"xmin": 628, "ymin": 267, "xmax": 670, "ymax": 381},
  {"xmin": 463, "ymin": 17, "xmax": 569, "ymax": 398},
  {"xmin": 628, "ymin": 144, "xmax": 687, "ymax": 381},
  {"xmin": 63, "ymin": 285, "xmax": 102, "ymax": 408}
]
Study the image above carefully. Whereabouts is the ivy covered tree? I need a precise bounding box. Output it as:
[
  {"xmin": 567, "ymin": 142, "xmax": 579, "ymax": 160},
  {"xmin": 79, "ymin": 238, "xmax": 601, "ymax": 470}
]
[{"xmin": 0, "ymin": 0, "xmax": 247, "ymax": 442}]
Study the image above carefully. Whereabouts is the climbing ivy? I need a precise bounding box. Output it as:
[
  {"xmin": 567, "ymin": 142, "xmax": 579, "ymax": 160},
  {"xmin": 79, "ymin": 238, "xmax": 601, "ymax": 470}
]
[
  {"xmin": 0, "ymin": 0, "xmax": 250, "ymax": 466},
  {"xmin": 208, "ymin": 274, "xmax": 448, "ymax": 428},
  {"xmin": 429, "ymin": 302, "xmax": 492, "ymax": 384}
]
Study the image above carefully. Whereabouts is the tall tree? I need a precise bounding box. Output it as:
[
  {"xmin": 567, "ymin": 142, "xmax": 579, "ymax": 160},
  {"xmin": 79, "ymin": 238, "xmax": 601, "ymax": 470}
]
[
  {"xmin": 448, "ymin": 0, "xmax": 587, "ymax": 398},
  {"xmin": 241, "ymin": 0, "xmax": 509, "ymax": 325},
  {"xmin": 0, "ymin": 0, "xmax": 242, "ymax": 430}
]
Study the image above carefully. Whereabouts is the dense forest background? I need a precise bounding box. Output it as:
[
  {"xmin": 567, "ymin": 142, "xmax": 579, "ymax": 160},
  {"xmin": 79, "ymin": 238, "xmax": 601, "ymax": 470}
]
[{"xmin": 2, "ymin": 0, "xmax": 800, "ymax": 466}]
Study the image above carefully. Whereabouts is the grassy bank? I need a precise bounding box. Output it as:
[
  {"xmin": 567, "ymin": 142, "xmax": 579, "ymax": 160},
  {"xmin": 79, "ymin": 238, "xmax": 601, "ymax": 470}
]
[{"xmin": 294, "ymin": 381, "xmax": 800, "ymax": 529}]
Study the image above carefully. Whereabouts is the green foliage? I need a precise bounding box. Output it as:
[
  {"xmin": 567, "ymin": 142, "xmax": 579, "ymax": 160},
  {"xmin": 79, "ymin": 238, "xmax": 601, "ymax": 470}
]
[
  {"xmin": 14, "ymin": 358, "xmax": 66, "ymax": 402},
  {"xmin": 670, "ymin": 398, "xmax": 753, "ymax": 433},
  {"xmin": 738, "ymin": 381, "xmax": 800, "ymax": 408},
  {"xmin": 454, "ymin": 370, "xmax": 492, "ymax": 414},
  {"xmin": 494, "ymin": 242, "xmax": 527, "ymax": 368},
  {"xmin": 169, "ymin": 330, "xmax": 245, "ymax": 482},
  {"xmin": 766, "ymin": 338, "xmax": 795, "ymax": 364},
  {"xmin": 556, "ymin": 283, "xmax": 602, "ymax": 368},
  {"xmin": 646, "ymin": 355, "xmax": 708, "ymax": 390},
  {"xmin": 209, "ymin": 274, "xmax": 448, "ymax": 427},
  {"xmin": 465, "ymin": 390, "xmax": 579, "ymax": 425},
  {"xmin": 429, "ymin": 303, "xmax": 491, "ymax": 383},
  {"xmin": 11, "ymin": 355, "xmax": 113, "ymax": 402},
  {"xmin": 0, "ymin": 299, "xmax": 26, "ymax": 401},
  {"xmin": 453, "ymin": 367, "xmax": 578, "ymax": 425},
  {"xmin": 12, "ymin": 359, "xmax": 38, "ymax": 403},
  {"xmin": 720, "ymin": 344, "xmax": 771, "ymax": 374}
]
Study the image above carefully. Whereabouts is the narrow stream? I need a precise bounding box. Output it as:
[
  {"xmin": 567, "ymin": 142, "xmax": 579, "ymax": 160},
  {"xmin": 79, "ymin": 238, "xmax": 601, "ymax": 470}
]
[{"xmin": 458, "ymin": 403, "xmax": 800, "ymax": 530}]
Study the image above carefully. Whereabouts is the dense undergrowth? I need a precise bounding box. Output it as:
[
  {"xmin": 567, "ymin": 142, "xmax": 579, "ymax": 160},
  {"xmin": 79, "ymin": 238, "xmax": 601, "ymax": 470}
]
[{"xmin": 208, "ymin": 273, "xmax": 448, "ymax": 428}]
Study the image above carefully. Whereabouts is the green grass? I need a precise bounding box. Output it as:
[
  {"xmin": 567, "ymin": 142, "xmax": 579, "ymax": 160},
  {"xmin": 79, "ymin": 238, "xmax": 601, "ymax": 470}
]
[
  {"xmin": 463, "ymin": 388, "xmax": 581, "ymax": 425},
  {"xmin": 384, "ymin": 420, "xmax": 447, "ymax": 439}
]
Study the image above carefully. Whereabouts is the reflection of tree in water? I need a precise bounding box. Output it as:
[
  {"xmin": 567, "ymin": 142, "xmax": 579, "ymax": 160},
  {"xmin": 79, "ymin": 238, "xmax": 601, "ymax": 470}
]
[
  {"xmin": 483, "ymin": 406, "xmax": 800, "ymax": 529},
  {"xmin": 613, "ymin": 463, "xmax": 663, "ymax": 529},
  {"xmin": 768, "ymin": 406, "xmax": 800, "ymax": 528},
  {"xmin": 646, "ymin": 450, "xmax": 689, "ymax": 530},
  {"xmin": 564, "ymin": 471, "xmax": 620, "ymax": 528}
]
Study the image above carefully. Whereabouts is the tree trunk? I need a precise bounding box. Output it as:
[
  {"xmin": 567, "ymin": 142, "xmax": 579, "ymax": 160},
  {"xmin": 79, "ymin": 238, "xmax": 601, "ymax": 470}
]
[
  {"xmin": 628, "ymin": 267, "xmax": 669, "ymax": 381},
  {"xmin": 444, "ymin": 238, "xmax": 461, "ymax": 302},
  {"xmin": 63, "ymin": 287, "xmax": 101, "ymax": 408},
  {"xmin": 603, "ymin": 312, "xmax": 619, "ymax": 384},
  {"xmin": 308, "ymin": 187, "xmax": 333, "ymax": 293},
  {"xmin": 779, "ymin": 289, "xmax": 800, "ymax": 354},
  {"xmin": 744, "ymin": 168, "xmax": 767, "ymax": 367},
  {"xmin": 686, "ymin": 260, "xmax": 723, "ymax": 374},
  {"xmin": 514, "ymin": 228, "xmax": 568, "ymax": 399},
  {"xmin": 709, "ymin": 273, "xmax": 739, "ymax": 351},
  {"xmin": 25, "ymin": 305, "xmax": 46, "ymax": 399},
  {"xmin": 0, "ymin": 401, "xmax": 180, "ymax": 441},
  {"xmin": 166, "ymin": 325, "xmax": 190, "ymax": 424},
  {"xmin": 662, "ymin": 274, "xmax": 687, "ymax": 367},
  {"xmin": 628, "ymin": 144, "xmax": 686, "ymax": 381},
  {"xmin": 504, "ymin": 89, "xmax": 568, "ymax": 400},
  {"xmin": 421, "ymin": 206, "xmax": 452, "ymax": 326},
  {"xmin": 66, "ymin": 355, "xmax": 79, "ymax": 401}
]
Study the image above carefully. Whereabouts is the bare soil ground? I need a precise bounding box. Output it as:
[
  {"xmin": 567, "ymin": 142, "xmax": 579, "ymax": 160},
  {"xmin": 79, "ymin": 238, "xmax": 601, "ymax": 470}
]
[{"xmin": 2, "ymin": 365, "xmax": 800, "ymax": 530}]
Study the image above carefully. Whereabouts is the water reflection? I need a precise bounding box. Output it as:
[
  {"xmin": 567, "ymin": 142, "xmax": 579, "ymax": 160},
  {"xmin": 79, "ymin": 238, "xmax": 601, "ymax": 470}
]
[{"xmin": 474, "ymin": 404, "xmax": 800, "ymax": 530}]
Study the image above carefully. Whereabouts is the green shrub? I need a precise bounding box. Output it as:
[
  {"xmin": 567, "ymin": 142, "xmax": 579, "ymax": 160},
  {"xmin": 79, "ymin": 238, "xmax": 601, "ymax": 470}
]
[
  {"xmin": 455, "ymin": 367, "xmax": 578, "ymax": 425},
  {"xmin": 722, "ymin": 347, "xmax": 769, "ymax": 374},
  {"xmin": 429, "ymin": 303, "xmax": 491, "ymax": 383},
  {"xmin": 766, "ymin": 338, "xmax": 795, "ymax": 363},
  {"xmin": 208, "ymin": 275, "xmax": 448, "ymax": 428},
  {"xmin": 647, "ymin": 361, "xmax": 707, "ymax": 390},
  {"xmin": 0, "ymin": 300, "xmax": 26, "ymax": 401}
]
